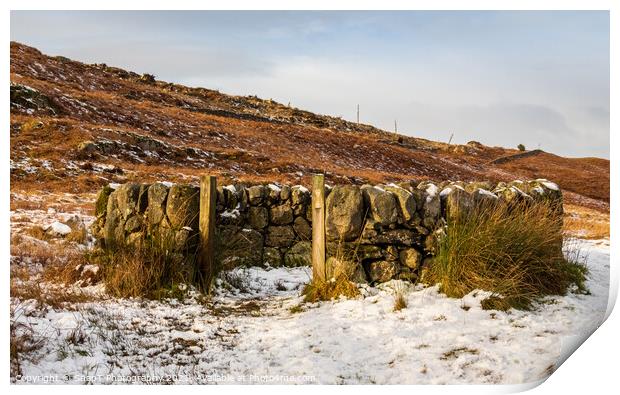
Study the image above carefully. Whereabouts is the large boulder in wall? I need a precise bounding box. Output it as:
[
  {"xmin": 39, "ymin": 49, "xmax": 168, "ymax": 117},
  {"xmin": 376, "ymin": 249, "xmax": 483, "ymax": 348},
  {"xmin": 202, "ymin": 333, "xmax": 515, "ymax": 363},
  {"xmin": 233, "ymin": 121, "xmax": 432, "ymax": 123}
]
[
  {"xmin": 146, "ymin": 183, "xmax": 169, "ymax": 226},
  {"xmin": 441, "ymin": 186, "xmax": 475, "ymax": 221},
  {"xmin": 284, "ymin": 241, "xmax": 312, "ymax": 267},
  {"xmin": 418, "ymin": 183, "xmax": 441, "ymax": 229},
  {"xmin": 361, "ymin": 186, "xmax": 399, "ymax": 226},
  {"xmin": 325, "ymin": 185, "xmax": 364, "ymax": 242},
  {"xmin": 248, "ymin": 206, "xmax": 269, "ymax": 229},
  {"xmin": 218, "ymin": 227, "xmax": 264, "ymax": 269},
  {"xmin": 103, "ymin": 191, "xmax": 125, "ymax": 247},
  {"xmin": 270, "ymin": 204, "xmax": 294, "ymax": 225},
  {"xmin": 383, "ymin": 184, "xmax": 417, "ymax": 223},
  {"xmin": 265, "ymin": 225, "xmax": 296, "ymax": 248},
  {"xmin": 166, "ymin": 185, "xmax": 199, "ymax": 229},
  {"xmin": 368, "ymin": 260, "xmax": 399, "ymax": 283},
  {"xmin": 116, "ymin": 183, "xmax": 148, "ymax": 220}
]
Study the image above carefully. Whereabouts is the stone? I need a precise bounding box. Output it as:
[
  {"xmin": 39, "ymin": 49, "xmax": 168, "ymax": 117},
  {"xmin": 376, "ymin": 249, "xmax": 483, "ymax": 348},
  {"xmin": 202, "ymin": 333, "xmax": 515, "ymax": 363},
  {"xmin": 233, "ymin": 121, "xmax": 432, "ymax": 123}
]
[
  {"xmin": 367, "ymin": 229, "xmax": 420, "ymax": 246},
  {"xmin": 292, "ymin": 216, "xmax": 312, "ymax": 240},
  {"xmin": 419, "ymin": 183, "xmax": 441, "ymax": 229},
  {"xmin": 464, "ymin": 181, "xmax": 494, "ymax": 194},
  {"xmin": 248, "ymin": 206, "xmax": 269, "ymax": 229},
  {"xmin": 148, "ymin": 183, "xmax": 168, "ymax": 206},
  {"xmin": 291, "ymin": 186, "xmax": 310, "ymax": 206},
  {"xmin": 247, "ymin": 185, "xmax": 265, "ymax": 205},
  {"xmin": 216, "ymin": 186, "xmax": 226, "ymax": 209},
  {"xmin": 218, "ymin": 227, "xmax": 264, "ymax": 269},
  {"xmin": 126, "ymin": 232, "xmax": 143, "ymax": 248},
  {"xmin": 280, "ymin": 185, "xmax": 291, "ymax": 201},
  {"xmin": 284, "ymin": 241, "xmax": 312, "ymax": 267},
  {"xmin": 146, "ymin": 205, "xmax": 165, "ymax": 226},
  {"xmin": 115, "ymin": 183, "xmax": 142, "ymax": 219},
  {"xmin": 384, "ymin": 184, "xmax": 417, "ymax": 223},
  {"xmin": 443, "ymin": 187, "xmax": 475, "ymax": 221},
  {"xmin": 95, "ymin": 185, "xmax": 114, "ymax": 217},
  {"xmin": 368, "ymin": 260, "xmax": 399, "ymax": 283},
  {"xmin": 266, "ymin": 184, "xmax": 281, "ymax": 203},
  {"xmin": 103, "ymin": 200, "xmax": 124, "ymax": 248},
  {"xmin": 124, "ymin": 215, "xmax": 142, "ymax": 233},
  {"xmin": 354, "ymin": 245, "xmax": 384, "ymax": 261},
  {"xmin": 263, "ymin": 247, "xmax": 283, "ymax": 267},
  {"xmin": 265, "ymin": 225, "xmax": 296, "ymax": 248},
  {"xmin": 146, "ymin": 183, "xmax": 168, "ymax": 225},
  {"xmin": 384, "ymin": 246, "xmax": 399, "ymax": 261},
  {"xmin": 325, "ymin": 185, "xmax": 364, "ymax": 242},
  {"xmin": 222, "ymin": 186, "xmax": 239, "ymax": 210},
  {"xmin": 362, "ymin": 186, "xmax": 399, "ymax": 226},
  {"xmin": 398, "ymin": 267, "xmax": 418, "ymax": 282},
  {"xmin": 305, "ymin": 204, "xmax": 313, "ymax": 223},
  {"xmin": 174, "ymin": 227, "xmax": 194, "ymax": 251},
  {"xmin": 166, "ymin": 184, "xmax": 199, "ymax": 229},
  {"xmin": 326, "ymin": 256, "xmax": 367, "ymax": 284},
  {"xmin": 270, "ymin": 204, "xmax": 294, "ymax": 225},
  {"xmin": 399, "ymin": 248, "xmax": 422, "ymax": 270},
  {"xmin": 471, "ymin": 187, "xmax": 499, "ymax": 207}
]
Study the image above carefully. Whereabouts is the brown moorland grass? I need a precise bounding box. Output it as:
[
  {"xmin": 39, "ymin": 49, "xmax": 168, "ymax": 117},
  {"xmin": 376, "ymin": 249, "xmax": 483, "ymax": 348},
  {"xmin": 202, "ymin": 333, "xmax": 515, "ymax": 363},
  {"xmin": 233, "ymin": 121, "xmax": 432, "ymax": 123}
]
[
  {"xmin": 10, "ymin": 42, "xmax": 609, "ymax": 213},
  {"xmin": 564, "ymin": 204, "xmax": 610, "ymax": 239}
]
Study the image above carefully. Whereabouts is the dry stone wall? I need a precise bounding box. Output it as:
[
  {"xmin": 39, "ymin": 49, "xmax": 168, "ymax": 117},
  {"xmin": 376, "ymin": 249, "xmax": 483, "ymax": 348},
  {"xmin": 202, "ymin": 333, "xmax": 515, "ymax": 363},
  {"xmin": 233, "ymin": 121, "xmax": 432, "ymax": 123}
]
[{"xmin": 91, "ymin": 178, "xmax": 562, "ymax": 284}]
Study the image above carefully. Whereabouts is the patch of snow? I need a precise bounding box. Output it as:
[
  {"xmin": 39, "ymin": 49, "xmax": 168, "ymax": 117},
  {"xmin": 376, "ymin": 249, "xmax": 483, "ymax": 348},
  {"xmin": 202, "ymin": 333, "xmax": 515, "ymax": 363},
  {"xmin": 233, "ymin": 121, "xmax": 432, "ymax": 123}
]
[
  {"xmin": 440, "ymin": 187, "xmax": 453, "ymax": 197},
  {"xmin": 81, "ymin": 265, "xmax": 99, "ymax": 275},
  {"xmin": 541, "ymin": 181, "xmax": 559, "ymax": 191},
  {"xmin": 425, "ymin": 184, "xmax": 438, "ymax": 203},
  {"xmin": 223, "ymin": 185, "xmax": 237, "ymax": 194},
  {"xmin": 10, "ymin": 240, "xmax": 609, "ymax": 385},
  {"xmin": 108, "ymin": 183, "xmax": 120, "ymax": 190},
  {"xmin": 267, "ymin": 183, "xmax": 281, "ymax": 193},
  {"xmin": 477, "ymin": 189, "xmax": 498, "ymax": 198},
  {"xmin": 45, "ymin": 221, "xmax": 71, "ymax": 236},
  {"xmin": 221, "ymin": 208, "xmax": 240, "ymax": 219},
  {"xmin": 293, "ymin": 185, "xmax": 309, "ymax": 193}
]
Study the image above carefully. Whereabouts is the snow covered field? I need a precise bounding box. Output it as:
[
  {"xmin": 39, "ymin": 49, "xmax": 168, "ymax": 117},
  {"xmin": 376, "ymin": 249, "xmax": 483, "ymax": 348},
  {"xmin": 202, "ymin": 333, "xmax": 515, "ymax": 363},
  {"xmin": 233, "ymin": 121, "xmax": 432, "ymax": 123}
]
[{"xmin": 10, "ymin": 236, "xmax": 609, "ymax": 385}]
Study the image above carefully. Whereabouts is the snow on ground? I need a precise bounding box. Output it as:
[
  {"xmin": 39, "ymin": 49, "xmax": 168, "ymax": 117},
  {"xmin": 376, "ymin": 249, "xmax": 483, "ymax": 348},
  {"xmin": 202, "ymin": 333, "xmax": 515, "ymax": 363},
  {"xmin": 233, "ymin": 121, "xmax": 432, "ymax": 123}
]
[{"xmin": 10, "ymin": 239, "xmax": 609, "ymax": 385}]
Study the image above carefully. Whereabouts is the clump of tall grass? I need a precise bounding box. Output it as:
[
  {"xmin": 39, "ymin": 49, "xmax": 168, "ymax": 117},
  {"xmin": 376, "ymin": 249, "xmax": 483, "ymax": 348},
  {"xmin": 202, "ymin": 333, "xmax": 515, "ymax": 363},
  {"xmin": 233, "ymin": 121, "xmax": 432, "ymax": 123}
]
[
  {"xmin": 426, "ymin": 200, "xmax": 588, "ymax": 310},
  {"xmin": 302, "ymin": 273, "xmax": 360, "ymax": 303},
  {"xmin": 96, "ymin": 230, "xmax": 199, "ymax": 299},
  {"xmin": 302, "ymin": 237, "xmax": 361, "ymax": 302}
]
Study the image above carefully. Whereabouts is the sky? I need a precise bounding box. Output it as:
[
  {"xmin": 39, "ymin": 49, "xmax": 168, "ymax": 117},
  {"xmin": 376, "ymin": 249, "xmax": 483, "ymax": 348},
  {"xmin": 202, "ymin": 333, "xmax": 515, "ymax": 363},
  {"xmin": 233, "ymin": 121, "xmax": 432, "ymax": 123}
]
[{"xmin": 10, "ymin": 11, "xmax": 610, "ymax": 158}]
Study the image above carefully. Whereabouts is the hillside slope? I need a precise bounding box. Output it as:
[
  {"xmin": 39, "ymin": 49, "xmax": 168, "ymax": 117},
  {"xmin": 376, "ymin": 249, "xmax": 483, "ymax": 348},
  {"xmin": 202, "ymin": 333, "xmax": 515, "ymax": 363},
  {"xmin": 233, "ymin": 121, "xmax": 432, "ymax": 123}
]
[{"xmin": 9, "ymin": 42, "xmax": 609, "ymax": 212}]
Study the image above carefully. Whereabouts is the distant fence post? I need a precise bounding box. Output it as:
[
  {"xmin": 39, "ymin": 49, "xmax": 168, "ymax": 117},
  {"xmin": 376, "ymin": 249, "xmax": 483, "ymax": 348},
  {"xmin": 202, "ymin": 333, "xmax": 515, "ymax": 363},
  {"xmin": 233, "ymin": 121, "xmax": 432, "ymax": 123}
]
[
  {"xmin": 199, "ymin": 175, "xmax": 217, "ymax": 287},
  {"xmin": 312, "ymin": 174, "xmax": 326, "ymax": 282}
]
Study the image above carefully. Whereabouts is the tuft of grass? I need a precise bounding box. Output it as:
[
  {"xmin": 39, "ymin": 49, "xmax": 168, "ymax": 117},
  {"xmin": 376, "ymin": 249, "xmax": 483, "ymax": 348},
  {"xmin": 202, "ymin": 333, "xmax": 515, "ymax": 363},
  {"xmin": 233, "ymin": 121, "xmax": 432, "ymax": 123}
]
[
  {"xmin": 95, "ymin": 231, "xmax": 199, "ymax": 299},
  {"xmin": 393, "ymin": 292, "xmax": 407, "ymax": 311},
  {"xmin": 302, "ymin": 274, "xmax": 360, "ymax": 303},
  {"xmin": 426, "ymin": 200, "xmax": 588, "ymax": 310},
  {"xmin": 289, "ymin": 304, "xmax": 304, "ymax": 314},
  {"xmin": 302, "ymin": 237, "xmax": 361, "ymax": 303}
]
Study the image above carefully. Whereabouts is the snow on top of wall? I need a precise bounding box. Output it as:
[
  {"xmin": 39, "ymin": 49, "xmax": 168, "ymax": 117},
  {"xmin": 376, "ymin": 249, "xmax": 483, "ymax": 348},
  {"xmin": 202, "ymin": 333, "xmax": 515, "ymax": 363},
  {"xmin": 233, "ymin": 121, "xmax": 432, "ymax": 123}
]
[{"xmin": 425, "ymin": 184, "xmax": 438, "ymax": 203}]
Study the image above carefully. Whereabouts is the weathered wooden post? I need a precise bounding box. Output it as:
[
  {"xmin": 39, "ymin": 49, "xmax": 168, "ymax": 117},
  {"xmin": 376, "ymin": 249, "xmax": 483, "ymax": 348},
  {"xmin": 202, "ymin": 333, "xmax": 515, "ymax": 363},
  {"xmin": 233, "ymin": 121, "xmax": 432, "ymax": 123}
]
[
  {"xmin": 199, "ymin": 175, "xmax": 217, "ymax": 286},
  {"xmin": 312, "ymin": 174, "xmax": 326, "ymax": 282}
]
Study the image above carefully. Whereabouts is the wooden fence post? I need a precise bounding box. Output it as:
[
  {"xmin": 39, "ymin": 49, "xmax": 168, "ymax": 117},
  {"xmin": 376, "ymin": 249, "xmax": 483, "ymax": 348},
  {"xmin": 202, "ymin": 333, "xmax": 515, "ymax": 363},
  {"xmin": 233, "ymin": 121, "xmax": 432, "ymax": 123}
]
[
  {"xmin": 199, "ymin": 175, "xmax": 217, "ymax": 286},
  {"xmin": 312, "ymin": 174, "xmax": 326, "ymax": 282}
]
